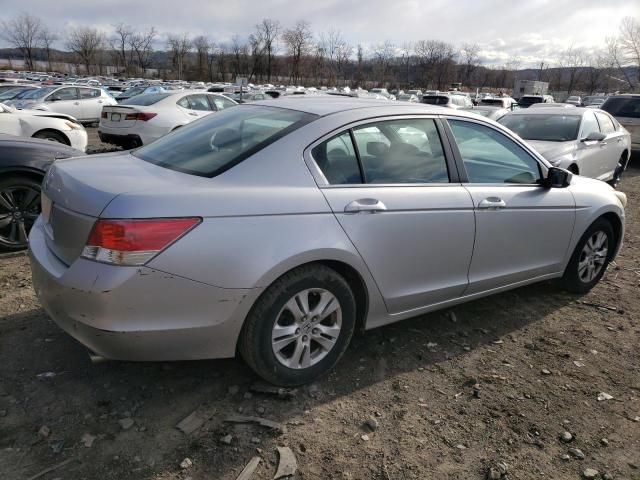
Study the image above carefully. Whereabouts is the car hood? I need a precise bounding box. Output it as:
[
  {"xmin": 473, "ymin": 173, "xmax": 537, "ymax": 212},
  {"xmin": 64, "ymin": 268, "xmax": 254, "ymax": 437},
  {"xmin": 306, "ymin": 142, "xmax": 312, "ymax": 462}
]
[
  {"xmin": 524, "ymin": 140, "xmax": 576, "ymax": 161},
  {"xmin": 8, "ymin": 99, "xmax": 40, "ymax": 109}
]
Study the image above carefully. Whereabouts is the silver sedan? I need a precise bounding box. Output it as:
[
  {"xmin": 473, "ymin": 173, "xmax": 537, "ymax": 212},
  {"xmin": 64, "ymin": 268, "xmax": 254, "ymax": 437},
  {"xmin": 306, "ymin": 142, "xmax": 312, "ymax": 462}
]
[
  {"xmin": 499, "ymin": 107, "xmax": 632, "ymax": 187},
  {"xmin": 29, "ymin": 98, "xmax": 627, "ymax": 386}
]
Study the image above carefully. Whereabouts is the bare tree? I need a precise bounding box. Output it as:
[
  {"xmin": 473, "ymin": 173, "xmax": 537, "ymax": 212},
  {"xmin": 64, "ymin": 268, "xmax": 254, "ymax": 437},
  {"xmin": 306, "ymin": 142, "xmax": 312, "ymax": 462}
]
[
  {"xmin": 256, "ymin": 19, "xmax": 281, "ymax": 82},
  {"xmin": 129, "ymin": 27, "xmax": 157, "ymax": 76},
  {"xmin": 166, "ymin": 33, "xmax": 191, "ymax": 80},
  {"xmin": 1, "ymin": 13, "xmax": 42, "ymax": 70},
  {"xmin": 319, "ymin": 29, "xmax": 349, "ymax": 85},
  {"xmin": 193, "ymin": 35, "xmax": 210, "ymax": 79},
  {"xmin": 66, "ymin": 27, "xmax": 105, "ymax": 75},
  {"xmin": 605, "ymin": 36, "xmax": 634, "ymax": 90},
  {"xmin": 283, "ymin": 21, "xmax": 313, "ymax": 84},
  {"xmin": 558, "ymin": 45, "xmax": 586, "ymax": 95},
  {"xmin": 39, "ymin": 27, "xmax": 59, "ymax": 72},
  {"xmin": 460, "ymin": 43, "xmax": 481, "ymax": 86},
  {"xmin": 619, "ymin": 16, "xmax": 640, "ymax": 86},
  {"xmin": 373, "ymin": 41, "xmax": 395, "ymax": 86},
  {"xmin": 109, "ymin": 23, "xmax": 133, "ymax": 75}
]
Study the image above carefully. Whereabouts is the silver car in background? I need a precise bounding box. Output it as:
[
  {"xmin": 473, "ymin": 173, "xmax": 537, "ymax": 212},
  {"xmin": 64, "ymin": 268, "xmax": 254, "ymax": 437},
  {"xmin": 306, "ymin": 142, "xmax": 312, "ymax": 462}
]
[
  {"xmin": 29, "ymin": 98, "xmax": 627, "ymax": 386},
  {"xmin": 499, "ymin": 107, "xmax": 631, "ymax": 186}
]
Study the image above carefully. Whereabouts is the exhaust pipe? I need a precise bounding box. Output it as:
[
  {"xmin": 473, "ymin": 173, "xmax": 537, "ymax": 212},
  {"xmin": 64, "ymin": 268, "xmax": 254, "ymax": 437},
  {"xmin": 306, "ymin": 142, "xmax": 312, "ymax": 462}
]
[{"xmin": 88, "ymin": 350, "xmax": 109, "ymax": 364}]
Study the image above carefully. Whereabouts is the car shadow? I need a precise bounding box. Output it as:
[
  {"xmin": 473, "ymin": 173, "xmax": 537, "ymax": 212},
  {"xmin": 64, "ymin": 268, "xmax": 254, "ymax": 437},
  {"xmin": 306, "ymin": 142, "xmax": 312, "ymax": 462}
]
[{"xmin": 1, "ymin": 279, "xmax": 583, "ymax": 480}]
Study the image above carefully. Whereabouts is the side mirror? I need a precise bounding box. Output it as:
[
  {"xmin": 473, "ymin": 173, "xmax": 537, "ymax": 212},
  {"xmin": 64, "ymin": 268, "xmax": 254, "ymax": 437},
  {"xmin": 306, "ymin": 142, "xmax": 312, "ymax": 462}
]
[
  {"xmin": 543, "ymin": 167, "xmax": 571, "ymax": 188},
  {"xmin": 581, "ymin": 131, "xmax": 606, "ymax": 142}
]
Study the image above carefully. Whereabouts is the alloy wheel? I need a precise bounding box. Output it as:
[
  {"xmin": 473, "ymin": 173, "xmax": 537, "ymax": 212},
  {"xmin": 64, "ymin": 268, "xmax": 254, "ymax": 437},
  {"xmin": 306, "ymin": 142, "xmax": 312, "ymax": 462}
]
[
  {"xmin": 271, "ymin": 288, "xmax": 342, "ymax": 369},
  {"xmin": 578, "ymin": 231, "xmax": 608, "ymax": 283},
  {"xmin": 0, "ymin": 185, "xmax": 40, "ymax": 248}
]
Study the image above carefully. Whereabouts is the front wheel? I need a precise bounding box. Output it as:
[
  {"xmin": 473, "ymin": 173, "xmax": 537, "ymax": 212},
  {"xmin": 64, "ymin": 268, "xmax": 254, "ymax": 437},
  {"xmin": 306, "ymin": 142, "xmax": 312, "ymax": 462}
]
[
  {"xmin": 559, "ymin": 218, "xmax": 614, "ymax": 293},
  {"xmin": 239, "ymin": 264, "xmax": 356, "ymax": 386},
  {"xmin": 33, "ymin": 130, "xmax": 69, "ymax": 145}
]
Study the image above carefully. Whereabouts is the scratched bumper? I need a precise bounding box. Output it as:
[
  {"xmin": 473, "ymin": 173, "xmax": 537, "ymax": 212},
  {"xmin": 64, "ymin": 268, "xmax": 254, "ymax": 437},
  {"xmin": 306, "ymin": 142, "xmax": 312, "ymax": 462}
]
[{"xmin": 28, "ymin": 217, "xmax": 256, "ymax": 361}]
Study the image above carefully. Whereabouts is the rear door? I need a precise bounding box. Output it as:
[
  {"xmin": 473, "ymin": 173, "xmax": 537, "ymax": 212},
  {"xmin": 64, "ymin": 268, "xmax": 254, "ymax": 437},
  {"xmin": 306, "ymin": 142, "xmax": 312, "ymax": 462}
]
[
  {"xmin": 78, "ymin": 87, "xmax": 104, "ymax": 122},
  {"xmin": 594, "ymin": 110, "xmax": 627, "ymax": 179},
  {"xmin": 445, "ymin": 117, "xmax": 575, "ymax": 294},
  {"xmin": 307, "ymin": 116, "xmax": 475, "ymax": 314}
]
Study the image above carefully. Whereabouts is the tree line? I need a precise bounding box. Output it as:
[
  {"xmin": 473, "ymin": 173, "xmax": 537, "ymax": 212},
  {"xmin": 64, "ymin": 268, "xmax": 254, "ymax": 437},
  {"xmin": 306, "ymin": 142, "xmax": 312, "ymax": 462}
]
[{"xmin": 1, "ymin": 13, "xmax": 639, "ymax": 94}]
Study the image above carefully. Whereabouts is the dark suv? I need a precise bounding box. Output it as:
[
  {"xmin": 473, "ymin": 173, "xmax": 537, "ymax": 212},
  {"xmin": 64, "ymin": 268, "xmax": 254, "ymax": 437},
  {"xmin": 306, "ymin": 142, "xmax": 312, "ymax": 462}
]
[{"xmin": 601, "ymin": 95, "xmax": 640, "ymax": 151}]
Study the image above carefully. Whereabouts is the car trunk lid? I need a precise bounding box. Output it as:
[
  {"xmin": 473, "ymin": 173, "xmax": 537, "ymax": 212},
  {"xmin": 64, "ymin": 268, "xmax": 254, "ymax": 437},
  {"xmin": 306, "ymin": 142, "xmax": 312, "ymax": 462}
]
[
  {"xmin": 41, "ymin": 151, "xmax": 196, "ymax": 265},
  {"xmin": 100, "ymin": 105, "xmax": 142, "ymax": 128}
]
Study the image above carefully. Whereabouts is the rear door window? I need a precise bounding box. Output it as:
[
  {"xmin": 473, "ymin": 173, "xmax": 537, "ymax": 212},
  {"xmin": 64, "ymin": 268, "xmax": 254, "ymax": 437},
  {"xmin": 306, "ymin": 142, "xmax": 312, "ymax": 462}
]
[
  {"xmin": 211, "ymin": 95, "xmax": 236, "ymax": 111},
  {"xmin": 79, "ymin": 88, "xmax": 100, "ymax": 99},
  {"xmin": 186, "ymin": 94, "xmax": 212, "ymax": 111},
  {"xmin": 602, "ymin": 97, "xmax": 640, "ymax": 118}
]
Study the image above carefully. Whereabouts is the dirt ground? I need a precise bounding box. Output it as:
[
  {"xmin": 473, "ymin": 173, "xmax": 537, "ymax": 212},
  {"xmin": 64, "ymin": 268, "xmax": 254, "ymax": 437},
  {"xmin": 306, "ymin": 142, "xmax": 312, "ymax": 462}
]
[{"xmin": 0, "ymin": 146, "xmax": 639, "ymax": 480}]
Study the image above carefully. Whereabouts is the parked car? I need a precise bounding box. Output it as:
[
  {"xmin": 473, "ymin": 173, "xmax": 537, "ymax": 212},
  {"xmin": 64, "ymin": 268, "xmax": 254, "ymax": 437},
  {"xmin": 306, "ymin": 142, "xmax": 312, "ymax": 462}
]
[
  {"xmin": 499, "ymin": 107, "xmax": 631, "ymax": 186},
  {"xmin": 224, "ymin": 92, "xmax": 270, "ymax": 103},
  {"xmin": 0, "ymin": 103, "xmax": 87, "ymax": 151},
  {"xmin": 421, "ymin": 94, "xmax": 473, "ymax": 109},
  {"xmin": 480, "ymin": 97, "xmax": 517, "ymax": 109},
  {"xmin": 369, "ymin": 88, "xmax": 395, "ymax": 100},
  {"xmin": 30, "ymin": 98, "xmax": 626, "ymax": 386},
  {"xmin": 6, "ymin": 86, "xmax": 116, "ymax": 123},
  {"xmin": 405, "ymin": 89, "xmax": 422, "ymax": 97},
  {"xmin": 0, "ymin": 85, "xmax": 39, "ymax": 103},
  {"xmin": 462, "ymin": 106, "xmax": 510, "ymax": 121},
  {"xmin": 600, "ymin": 94, "xmax": 640, "ymax": 151},
  {"xmin": 529, "ymin": 103, "xmax": 576, "ymax": 109},
  {"xmin": 116, "ymin": 85, "xmax": 166, "ymax": 103},
  {"xmin": 582, "ymin": 96, "xmax": 606, "ymax": 108},
  {"xmin": 518, "ymin": 95, "xmax": 555, "ymax": 108},
  {"xmin": 98, "ymin": 91, "xmax": 237, "ymax": 148},
  {"xmin": 0, "ymin": 135, "xmax": 84, "ymax": 250},
  {"xmin": 565, "ymin": 96, "xmax": 582, "ymax": 106},
  {"xmin": 396, "ymin": 94, "xmax": 420, "ymax": 103}
]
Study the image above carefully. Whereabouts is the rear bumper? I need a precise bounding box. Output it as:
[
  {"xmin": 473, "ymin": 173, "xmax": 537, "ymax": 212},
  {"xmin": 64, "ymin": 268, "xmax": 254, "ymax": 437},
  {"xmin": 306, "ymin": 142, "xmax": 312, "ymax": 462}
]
[
  {"xmin": 28, "ymin": 217, "xmax": 260, "ymax": 361},
  {"xmin": 98, "ymin": 131, "xmax": 142, "ymax": 148}
]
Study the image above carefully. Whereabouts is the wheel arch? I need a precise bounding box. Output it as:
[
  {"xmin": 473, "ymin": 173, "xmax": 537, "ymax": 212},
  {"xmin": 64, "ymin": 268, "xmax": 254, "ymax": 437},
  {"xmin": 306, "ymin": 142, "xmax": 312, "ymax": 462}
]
[
  {"xmin": 600, "ymin": 211, "xmax": 623, "ymax": 260},
  {"xmin": 0, "ymin": 167, "xmax": 46, "ymax": 185},
  {"xmin": 32, "ymin": 128, "xmax": 71, "ymax": 146}
]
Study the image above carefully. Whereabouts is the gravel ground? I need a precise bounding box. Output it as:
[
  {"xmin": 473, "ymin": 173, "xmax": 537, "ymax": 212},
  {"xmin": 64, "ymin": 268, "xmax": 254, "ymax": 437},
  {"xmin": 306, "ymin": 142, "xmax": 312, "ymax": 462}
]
[{"xmin": 0, "ymin": 153, "xmax": 638, "ymax": 480}]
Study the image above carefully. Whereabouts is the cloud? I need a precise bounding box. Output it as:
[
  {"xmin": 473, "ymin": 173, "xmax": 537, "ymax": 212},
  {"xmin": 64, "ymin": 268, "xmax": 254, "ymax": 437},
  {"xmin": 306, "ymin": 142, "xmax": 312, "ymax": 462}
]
[{"xmin": 1, "ymin": 0, "xmax": 637, "ymax": 67}]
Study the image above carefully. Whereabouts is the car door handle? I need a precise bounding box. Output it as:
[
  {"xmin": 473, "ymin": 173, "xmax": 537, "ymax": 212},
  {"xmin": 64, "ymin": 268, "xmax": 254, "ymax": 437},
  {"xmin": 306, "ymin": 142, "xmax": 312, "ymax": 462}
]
[
  {"xmin": 616, "ymin": 138, "xmax": 622, "ymax": 143},
  {"xmin": 188, "ymin": 112, "xmax": 198, "ymax": 116},
  {"xmin": 344, "ymin": 198, "xmax": 387, "ymax": 213},
  {"xmin": 73, "ymin": 102, "xmax": 80, "ymax": 105},
  {"xmin": 478, "ymin": 197, "xmax": 506, "ymax": 210},
  {"xmin": 97, "ymin": 100, "xmax": 103, "ymax": 103}
]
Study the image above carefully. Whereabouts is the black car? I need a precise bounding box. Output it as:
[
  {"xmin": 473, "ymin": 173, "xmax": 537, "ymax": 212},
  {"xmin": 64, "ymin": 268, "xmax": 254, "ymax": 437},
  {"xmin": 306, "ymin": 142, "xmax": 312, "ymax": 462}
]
[{"xmin": 0, "ymin": 135, "xmax": 84, "ymax": 250}]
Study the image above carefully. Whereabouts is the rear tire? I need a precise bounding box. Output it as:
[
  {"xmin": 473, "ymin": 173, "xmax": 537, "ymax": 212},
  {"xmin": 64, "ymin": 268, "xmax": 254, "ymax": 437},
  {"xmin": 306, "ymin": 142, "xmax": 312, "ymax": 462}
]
[
  {"xmin": 607, "ymin": 154, "xmax": 626, "ymax": 188},
  {"xmin": 0, "ymin": 175, "xmax": 42, "ymax": 251},
  {"xmin": 559, "ymin": 218, "xmax": 614, "ymax": 293},
  {"xmin": 33, "ymin": 130, "xmax": 69, "ymax": 145},
  {"xmin": 239, "ymin": 264, "xmax": 356, "ymax": 386}
]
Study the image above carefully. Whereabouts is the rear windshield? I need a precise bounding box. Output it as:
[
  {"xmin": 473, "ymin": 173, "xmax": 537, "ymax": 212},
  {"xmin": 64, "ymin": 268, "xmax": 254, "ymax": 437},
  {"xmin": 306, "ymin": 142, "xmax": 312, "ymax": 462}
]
[
  {"xmin": 121, "ymin": 93, "xmax": 171, "ymax": 106},
  {"xmin": 133, "ymin": 105, "xmax": 317, "ymax": 177},
  {"xmin": 499, "ymin": 114, "xmax": 581, "ymax": 142},
  {"xmin": 421, "ymin": 96, "xmax": 449, "ymax": 105},
  {"xmin": 601, "ymin": 97, "xmax": 640, "ymax": 118},
  {"xmin": 481, "ymin": 99, "xmax": 505, "ymax": 106},
  {"xmin": 519, "ymin": 96, "xmax": 543, "ymax": 106}
]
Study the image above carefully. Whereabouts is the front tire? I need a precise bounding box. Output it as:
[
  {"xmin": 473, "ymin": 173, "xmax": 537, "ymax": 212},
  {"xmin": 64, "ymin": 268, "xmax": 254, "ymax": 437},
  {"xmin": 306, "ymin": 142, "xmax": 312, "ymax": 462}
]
[
  {"xmin": 33, "ymin": 130, "xmax": 69, "ymax": 145},
  {"xmin": 559, "ymin": 218, "xmax": 614, "ymax": 293},
  {"xmin": 239, "ymin": 264, "xmax": 356, "ymax": 386}
]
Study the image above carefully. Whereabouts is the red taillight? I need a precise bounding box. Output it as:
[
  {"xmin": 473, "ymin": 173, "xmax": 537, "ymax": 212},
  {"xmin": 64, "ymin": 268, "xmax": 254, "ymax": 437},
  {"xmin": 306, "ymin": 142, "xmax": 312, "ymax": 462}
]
[
  {"xmin": 125, "ymin": 112, "xmax": 157, "ymax": 121},
  {"xmin": 82, "ymin": 218, "xmax": 200, "ymax": 265},
  {"xmin": 101, "ymin": 111, "xmax": 107, "ymax": 118}
]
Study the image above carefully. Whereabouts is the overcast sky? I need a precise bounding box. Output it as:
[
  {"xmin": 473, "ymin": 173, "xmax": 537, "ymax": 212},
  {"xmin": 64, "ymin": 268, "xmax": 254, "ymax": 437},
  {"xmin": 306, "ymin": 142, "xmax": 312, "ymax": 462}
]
[{"xmin": 1, "ymin": 0, "xmax": 638, "ymax": 67}]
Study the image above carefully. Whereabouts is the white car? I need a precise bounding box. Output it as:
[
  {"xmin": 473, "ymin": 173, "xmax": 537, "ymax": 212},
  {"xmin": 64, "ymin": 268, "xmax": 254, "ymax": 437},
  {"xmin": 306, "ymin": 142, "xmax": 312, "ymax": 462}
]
[
  {"xmin": 5, "ymin": 86, "xmax": 116, "ymax": 123},
  {"xmin": 0, "ymin": 103, "xmax": 87, "ymax": 151},
  {"xmin": 499, "ymin": 107, "xmax": 631, "ymax": 186},
  {"xmin": 98, "ymin": 91, "xmax": 237, "ymax": 148}
]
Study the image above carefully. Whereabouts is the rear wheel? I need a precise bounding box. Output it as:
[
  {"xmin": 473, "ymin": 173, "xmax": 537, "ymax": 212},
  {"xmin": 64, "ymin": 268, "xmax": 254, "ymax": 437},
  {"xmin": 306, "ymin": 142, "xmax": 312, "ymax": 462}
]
[
  {"xmin": 239, "ymin": 264, "xmax": 356, "ymax": 386},
  {"xmin": 0, "ymin": 176, "xmax": 42, "ymax": 251},
  {"xmin": 33, "ymin": 130, "xmax": 69, "ymax": 145},
  {"xmin": 559, "ymin": 218, "xmax": 614, "ymax": 293},
  {"xmin": 607, "ymin": 154, "xmax": 626, "ymax": 188}
]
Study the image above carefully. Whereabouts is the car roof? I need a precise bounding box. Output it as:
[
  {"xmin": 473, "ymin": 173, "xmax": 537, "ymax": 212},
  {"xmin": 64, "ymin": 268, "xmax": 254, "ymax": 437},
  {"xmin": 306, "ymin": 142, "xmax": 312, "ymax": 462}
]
[
  {"xmin": 251, "ymin": 96, "xmax": 467, "ymax": 117},
  {"xmin": 509, "ymin": 106, "xmax": 587, "ymax": 115}
]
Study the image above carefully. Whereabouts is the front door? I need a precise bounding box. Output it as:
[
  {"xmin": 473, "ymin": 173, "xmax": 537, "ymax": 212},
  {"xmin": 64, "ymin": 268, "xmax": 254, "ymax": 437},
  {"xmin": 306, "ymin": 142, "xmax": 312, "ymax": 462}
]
[
  {"xmin": 310, "ymin": 117, "xmax": 476, "ymax": 314},
  {"xmin": 45, "ymin": 87, "xmax": 82, "ymax": 120},
  {"xmin": 446, "ymin": 118, "xmax": 576, "ymax": 294}
]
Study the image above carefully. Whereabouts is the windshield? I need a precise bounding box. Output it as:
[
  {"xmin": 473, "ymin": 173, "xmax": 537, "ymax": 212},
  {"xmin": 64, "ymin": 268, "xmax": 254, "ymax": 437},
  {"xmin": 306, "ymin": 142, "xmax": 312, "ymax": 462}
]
[
  {"xmin": 133, "ymin": 105, "xmax": 317, "ymax": 177},
  {"xmin": 499, "ymin": 114, "xmax": 581, "ymax": 142},
  {"xmin": 21, "ymin": 87, "xmax": 57, "ymax": 100},
  {"xmin": 422, "ymin": 96, "xmax": 449, "ymax": 105},
  {"xmin": 121, "ymin": 93, "xmax": 171, "ymax": 106},
  {"xmin": 0, "ymin": 87, "xmax": 33, "ymax": 101}
]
